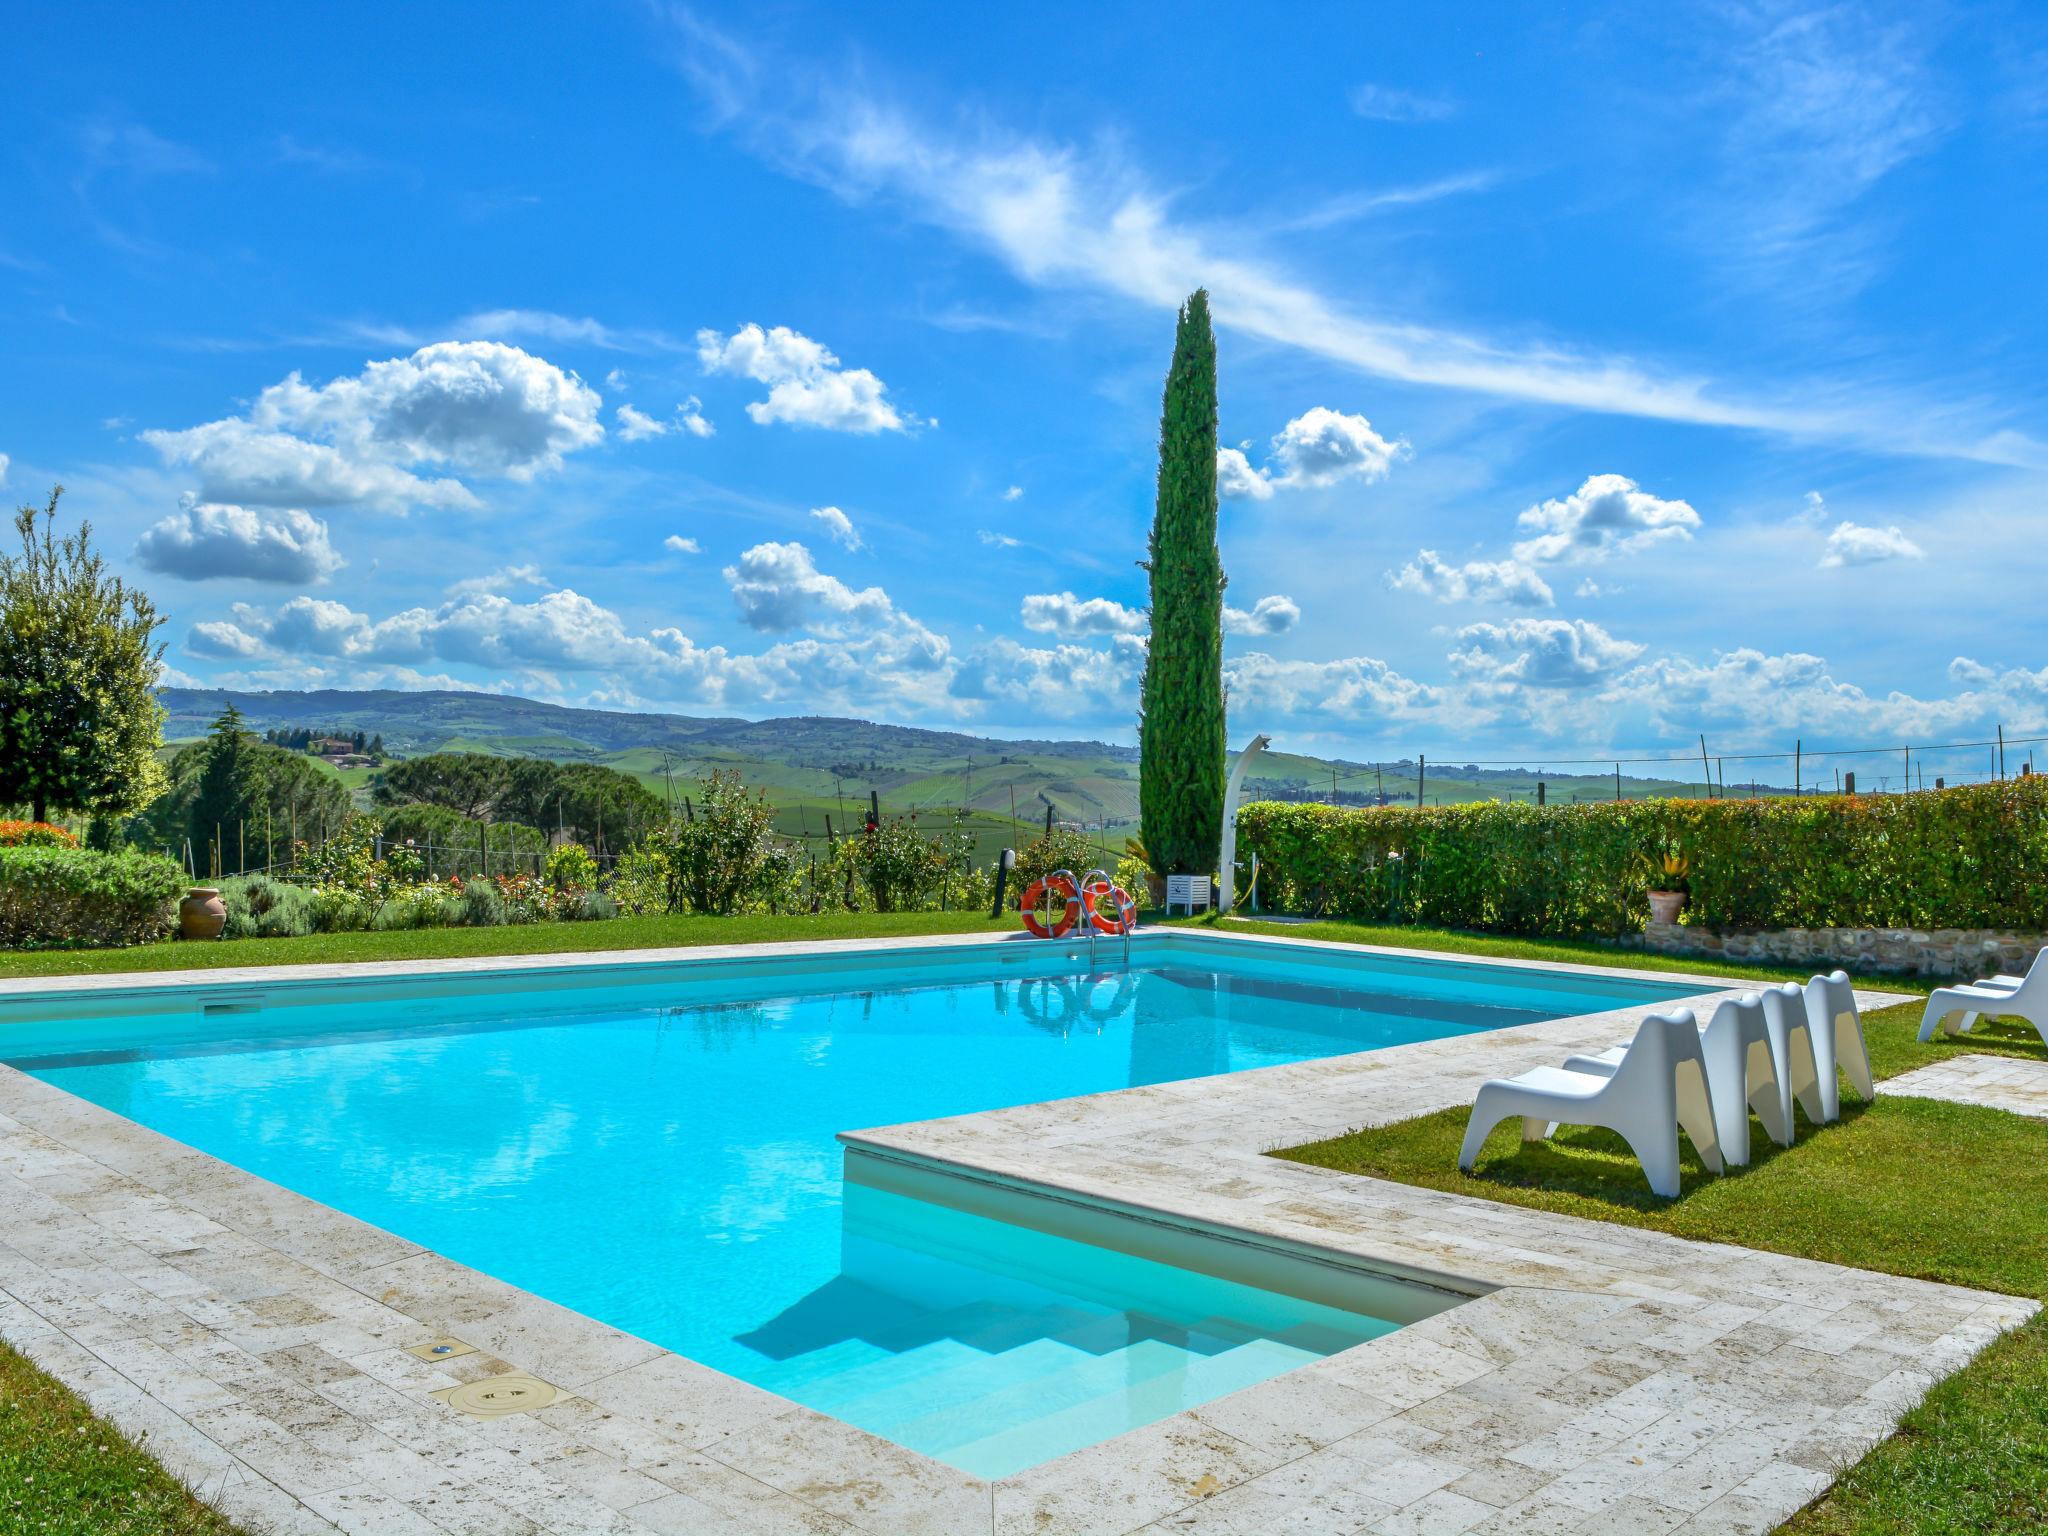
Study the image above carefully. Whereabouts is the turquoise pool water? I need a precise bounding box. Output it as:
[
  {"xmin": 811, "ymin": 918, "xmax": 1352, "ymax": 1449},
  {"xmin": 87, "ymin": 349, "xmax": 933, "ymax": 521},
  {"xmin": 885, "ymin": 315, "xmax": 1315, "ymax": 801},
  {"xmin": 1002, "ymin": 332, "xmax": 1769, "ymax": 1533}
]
[{"xmin": 3, "ymin": 936, "xmax": 1702, "ymax": 1475}]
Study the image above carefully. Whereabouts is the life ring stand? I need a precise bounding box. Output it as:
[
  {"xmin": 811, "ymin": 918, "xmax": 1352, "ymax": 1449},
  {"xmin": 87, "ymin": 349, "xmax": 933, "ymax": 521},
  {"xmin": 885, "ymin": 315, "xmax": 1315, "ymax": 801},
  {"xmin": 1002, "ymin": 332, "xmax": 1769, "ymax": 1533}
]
[
  {"xmin": 1020, "ymin": 873, "xmax": 1082, "ymax": 939},
  {"xmin": 1082, "ymin": 880, "xmax": 1138, "ymax": 936}
]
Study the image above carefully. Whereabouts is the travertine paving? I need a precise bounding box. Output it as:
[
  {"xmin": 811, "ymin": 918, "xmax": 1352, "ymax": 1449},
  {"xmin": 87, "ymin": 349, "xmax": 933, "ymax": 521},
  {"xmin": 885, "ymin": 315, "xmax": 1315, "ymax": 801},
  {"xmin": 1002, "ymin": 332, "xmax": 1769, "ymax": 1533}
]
[
  {"xmin": 0, "ymin": 931, "xmax": 2030, "ymax": 1536},
  {"xmin": 1883, "ymin": 1051, "xmax": 2048, "ymax": 1119}
]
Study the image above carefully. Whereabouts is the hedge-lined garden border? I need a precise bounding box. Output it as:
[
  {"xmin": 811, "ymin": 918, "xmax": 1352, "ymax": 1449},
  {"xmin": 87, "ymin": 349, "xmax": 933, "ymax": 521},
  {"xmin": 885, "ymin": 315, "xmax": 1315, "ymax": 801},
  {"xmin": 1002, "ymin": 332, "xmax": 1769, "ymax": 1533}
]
[{"xmin": 1237, "ymin": 778, "xmax": 2048, "ymax": 938}]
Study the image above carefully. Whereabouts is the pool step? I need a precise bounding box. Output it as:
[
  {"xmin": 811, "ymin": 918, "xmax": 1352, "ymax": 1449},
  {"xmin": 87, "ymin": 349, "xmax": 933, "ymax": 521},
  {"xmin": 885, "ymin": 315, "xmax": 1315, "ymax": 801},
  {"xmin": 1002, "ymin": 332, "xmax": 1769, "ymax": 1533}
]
[{"xmin": 928, "ymin": 1336, "xmax": 1327, "ymax": 1480}]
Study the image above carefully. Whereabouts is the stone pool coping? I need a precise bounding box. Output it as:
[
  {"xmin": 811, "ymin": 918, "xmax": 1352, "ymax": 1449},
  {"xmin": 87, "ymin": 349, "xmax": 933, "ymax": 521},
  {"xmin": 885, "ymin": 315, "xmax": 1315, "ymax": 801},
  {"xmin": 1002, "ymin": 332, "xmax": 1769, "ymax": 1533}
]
[{"xmin": 0, "ymin": 930, "xmax": 2030, "ymax": 1535}]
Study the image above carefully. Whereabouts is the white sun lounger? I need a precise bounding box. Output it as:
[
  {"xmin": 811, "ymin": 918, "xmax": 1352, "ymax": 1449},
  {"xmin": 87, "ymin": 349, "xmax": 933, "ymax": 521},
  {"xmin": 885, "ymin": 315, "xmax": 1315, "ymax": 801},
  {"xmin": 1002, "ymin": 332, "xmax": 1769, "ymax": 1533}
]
[
  {"xmin": 1760, "ymin": 981, "xmax": 1831, "ymax": 1127},
  {"xmin": 1804, "ymin": 970, "xmax": 1873, "ymax": 1121},
  {"xmin": 1459, "ymin": 1009, "xmax": 1723, "ymax": 1198},
  {"xmin": 1921, "ymin": 949, "xmax": 2048, "ymax": 1047},
  {"xmin": 1565, "ymin": 993, "xmax": 1788, "ymax": 1166}
]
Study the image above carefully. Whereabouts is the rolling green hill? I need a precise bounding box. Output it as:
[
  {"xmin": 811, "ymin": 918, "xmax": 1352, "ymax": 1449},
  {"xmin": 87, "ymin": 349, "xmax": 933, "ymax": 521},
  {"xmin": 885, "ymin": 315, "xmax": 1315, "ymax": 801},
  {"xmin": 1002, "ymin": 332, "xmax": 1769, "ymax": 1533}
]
[{"xmin": 159, "ymin": 687, "xmax": 1709, "ymax": 862}]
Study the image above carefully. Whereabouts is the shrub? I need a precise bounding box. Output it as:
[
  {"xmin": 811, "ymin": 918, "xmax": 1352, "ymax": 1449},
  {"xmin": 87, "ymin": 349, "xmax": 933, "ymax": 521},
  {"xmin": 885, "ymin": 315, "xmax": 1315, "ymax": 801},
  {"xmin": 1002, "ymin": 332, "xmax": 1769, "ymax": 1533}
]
[
  {"xmin": 0, "ymin": 820, "xmax": 79, "ymax": 848},
  {"xmin": 544, "ymin": 842, "xmax": 599, "ymax": 892},
  {"xmin": 220, "ymin": 873, "xmax": 316, "ymax": 939},
  {"xmin": 1012, "ymin": 826, "xmax": 1111, "ymax": 905},
  {"xmin": 1236, "ymin": 778, "xmax": 2048, "ymax": 938},
  {"xmin": 604, "ymin": 848, "xmax": 666, "ymax": 916},
  {"xmin": 648, "ymin": 772, "xmax": 780, "ymax": 915},
  {"xmin": 455, "ymin": 880, "xmax": 506, "ymax": 927},
  {"xmin": 0, "ymin": 845, "xmax": 183, "ymax": 948},
  {"xmin": 846, "ymin": 817, "xmax": 973, "ymax": 912}
]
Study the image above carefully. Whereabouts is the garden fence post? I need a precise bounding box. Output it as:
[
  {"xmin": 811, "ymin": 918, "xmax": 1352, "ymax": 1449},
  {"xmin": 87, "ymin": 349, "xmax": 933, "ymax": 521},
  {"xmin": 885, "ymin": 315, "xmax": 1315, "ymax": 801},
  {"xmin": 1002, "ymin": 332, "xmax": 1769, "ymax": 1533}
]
[{"xmin": 1417, "ymin": 754, "xmax": 1426, "ymax": 808}]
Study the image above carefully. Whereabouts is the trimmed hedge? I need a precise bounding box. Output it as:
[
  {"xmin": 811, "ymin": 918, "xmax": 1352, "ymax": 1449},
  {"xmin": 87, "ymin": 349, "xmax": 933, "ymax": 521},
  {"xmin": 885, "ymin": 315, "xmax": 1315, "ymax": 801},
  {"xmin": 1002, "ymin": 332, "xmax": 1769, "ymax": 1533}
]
[
  {"xmin": 0, "ymin": 845, "xmax": 185, "ymax": 948},
  {"xmin": 1237, "ymin": 778, "xmax": 2048, "ymax": 938}
]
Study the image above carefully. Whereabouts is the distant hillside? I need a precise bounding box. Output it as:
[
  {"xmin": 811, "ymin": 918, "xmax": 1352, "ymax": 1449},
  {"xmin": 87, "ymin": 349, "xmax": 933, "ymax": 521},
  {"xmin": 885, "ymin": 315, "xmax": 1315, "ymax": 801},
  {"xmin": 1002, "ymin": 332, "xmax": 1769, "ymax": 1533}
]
[{"xmin": 157, "ymin": 687, "xmax": 1707, "ymax": 859}]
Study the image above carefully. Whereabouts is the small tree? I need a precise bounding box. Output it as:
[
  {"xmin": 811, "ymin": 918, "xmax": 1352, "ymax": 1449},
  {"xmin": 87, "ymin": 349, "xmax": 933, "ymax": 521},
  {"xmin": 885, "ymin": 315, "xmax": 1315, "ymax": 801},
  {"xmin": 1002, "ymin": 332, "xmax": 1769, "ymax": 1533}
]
[
  {"xmin": 0, "ymin": 488, "xmax": 167, "ymax": 824},
  {"xmin": 1138, "ymin": 292, "xmax": 1227, "ymax": 876},
  {"xmin": 187, "ymin": 704, "xmax": 269, "ymax": 874}
]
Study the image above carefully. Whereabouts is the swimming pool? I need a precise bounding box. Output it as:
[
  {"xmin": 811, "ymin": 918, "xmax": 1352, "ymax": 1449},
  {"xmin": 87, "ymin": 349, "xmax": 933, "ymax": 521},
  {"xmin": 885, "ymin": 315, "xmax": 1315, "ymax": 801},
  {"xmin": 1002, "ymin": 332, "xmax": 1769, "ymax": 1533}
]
[{"xmin": 0, "ymin": 933, "xmax": 1706, "ymax": 1476}]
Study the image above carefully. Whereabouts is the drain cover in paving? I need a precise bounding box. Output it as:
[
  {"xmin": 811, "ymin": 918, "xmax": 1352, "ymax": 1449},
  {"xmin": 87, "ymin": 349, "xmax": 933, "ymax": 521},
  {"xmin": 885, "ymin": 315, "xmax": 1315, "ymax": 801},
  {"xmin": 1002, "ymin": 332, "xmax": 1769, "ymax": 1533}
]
[
  {"xmin": 405, "ymin": 1337, "xmax": 478, "ymax": 1363},
  {"xmin": 431, "ymin": 1372, "xmax": 560, "ymax": 1418}
]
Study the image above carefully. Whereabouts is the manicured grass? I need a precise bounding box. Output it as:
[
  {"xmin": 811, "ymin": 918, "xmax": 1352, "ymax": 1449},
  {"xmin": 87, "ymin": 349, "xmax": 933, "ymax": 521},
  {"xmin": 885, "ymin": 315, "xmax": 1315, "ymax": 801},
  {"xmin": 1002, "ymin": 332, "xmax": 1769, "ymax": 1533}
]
[
  {"xmin": 1277, "ymin": 1000, "xmax": 2048, "ymax": 1534},
  {"xmin": 0, "ymin": 1338, "xmax": 246, "ymax": 1536},
  {"xmin": 0, "ymin": 909, "xmax": 1014, "ymax": 979},
  {"xmin": 1188, "ymin": 912, "xmax": 1941, "ymax": 992}
]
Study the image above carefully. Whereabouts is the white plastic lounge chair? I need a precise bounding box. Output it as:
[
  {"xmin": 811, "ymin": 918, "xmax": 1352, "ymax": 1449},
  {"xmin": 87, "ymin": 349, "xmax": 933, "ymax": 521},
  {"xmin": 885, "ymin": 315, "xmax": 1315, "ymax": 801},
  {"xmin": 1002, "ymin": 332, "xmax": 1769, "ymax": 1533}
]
[
  {"xmin": 1921, "ymin": 948, "xmax": 2048, "ymax": 1047},
  {"xmin": 1459, "ymin": 1009, "xmax": 1723, "ymax": 1198},
  {"xmin": 1566, "ymin": 993, "xmax": 1788, "ymax": 1166},
  {"xmin": 1804, "ymin": 970, "xmax": 1874, "ymax": 1122},
  {"xmin": 1761, "ymin": 982, "xmax": 1828, "ymax": 1127}
]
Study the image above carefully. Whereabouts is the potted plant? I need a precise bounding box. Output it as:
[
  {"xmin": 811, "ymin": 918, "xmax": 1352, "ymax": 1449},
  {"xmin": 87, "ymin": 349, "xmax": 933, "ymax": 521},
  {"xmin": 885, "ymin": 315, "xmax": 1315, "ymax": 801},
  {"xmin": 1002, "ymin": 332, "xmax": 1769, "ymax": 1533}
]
[
  {"xmin": 1645, "ymin": 850, "xmax": 1689, "ymax": 925},
  {"xmin": 1122, "ymin": 836, "xmax": 1164, "ymax": 909}
]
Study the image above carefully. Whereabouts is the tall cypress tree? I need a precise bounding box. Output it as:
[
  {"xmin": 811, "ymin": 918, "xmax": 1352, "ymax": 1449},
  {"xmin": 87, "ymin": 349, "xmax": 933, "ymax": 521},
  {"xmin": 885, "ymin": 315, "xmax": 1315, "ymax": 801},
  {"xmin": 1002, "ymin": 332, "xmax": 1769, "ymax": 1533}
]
[{"xmin": 1138, "ymin": 290, "xmax": 1227, "ymax": 877}]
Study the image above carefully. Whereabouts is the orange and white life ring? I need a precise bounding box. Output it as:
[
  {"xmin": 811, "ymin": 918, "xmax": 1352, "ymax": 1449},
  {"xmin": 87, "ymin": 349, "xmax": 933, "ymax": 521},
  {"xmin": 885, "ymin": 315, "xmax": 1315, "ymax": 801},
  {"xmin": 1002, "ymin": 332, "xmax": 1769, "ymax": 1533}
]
[
  {"xmin": 1020, "ymin": 875, "xmax": 1082, "ymax": 939},
  {"xmin": 1083, "ymin": 881, "xmax": 1137, "ymax": 935}
]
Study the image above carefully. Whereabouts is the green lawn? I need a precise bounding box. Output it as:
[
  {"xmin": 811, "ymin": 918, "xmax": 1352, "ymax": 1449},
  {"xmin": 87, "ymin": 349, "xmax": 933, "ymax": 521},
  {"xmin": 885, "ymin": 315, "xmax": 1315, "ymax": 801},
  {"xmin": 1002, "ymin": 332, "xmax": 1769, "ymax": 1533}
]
[
  {"xmin": 0, "ymin": 909, "xmax": 1015, "ymax": 979},
  {"xmin": 1279, "ymin": 1000, "xmax": 2048, "ymax": 1534},
  {"xmin": 1, "ymin": 1339, "xmax": 243, "ymax": 1536}
]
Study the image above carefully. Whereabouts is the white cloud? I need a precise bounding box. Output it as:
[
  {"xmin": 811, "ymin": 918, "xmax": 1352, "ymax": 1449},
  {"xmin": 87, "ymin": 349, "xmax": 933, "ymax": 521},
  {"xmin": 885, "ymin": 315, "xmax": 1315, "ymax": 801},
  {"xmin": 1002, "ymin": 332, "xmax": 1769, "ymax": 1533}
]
[
  {"xmin": 1821, "ymin": 519, "xmax": 1924, "ymax": 567},
  {"xmin": 809, "ymin": 505, "xmax": 863, "ymax": 550},
  {"xmin": 1390, "ymin": 551, "xmax": 1554, "ymax": 608},
  {"xmin": 604, "ymin": 368, "xmax": 628, "ymax": 390},
  {"xmin": 1002, "ymin": 484, "xmax": 1023, "ymax": 501},
  {"xmin": 140, "ymin": 420, "xmax": 479, "ymax": 513},
  {"xmin": 1224, "ymin": 595, "xmax": 1301, "ymax": 635},
  {"xmin": 187, "ymin": 620, "xmax": 266, "ymax": 658},
  {"xmin": 977, "ymin": 529, "xmax": 1021, "ymax": 549},
  {"xmin": 949, "ymin": 635, "xmax": 1141, "ymax": 717},
  {"xmin": 696, "ymin": 323, "xmax": 911, "ymax": 432},
  {"xmin": 615, "ymin": 404, "xmax": 669, "ymax": 442},
  {"xmin": 1796, "ymin": 489, "xmax": 1830, "ymax": 523},
  {"xmin": 135, "ymin": 499, "xmax": 344, "ymax": 584},
  {"xmin": 678, "ymin": 396, "xmax": 714, "ymax": 437},
  {"xmin": 1224, "ymin": 651, "xmax": 1439, "ymax": 721},
  {"xmin": 142, "ymin": 341, "xmax": 603, "ymax": 511},
  {"xmin": 1450, "ymin": 618, "xmax": 1645, "ymax": 691},
  {"xmin": 663, "ymin": 534, "xmax": 701, "ymax": 554},
  {"xmin": 1511, "ymin": 474, "xmax": 1701, "ymax": 565},
  {"xmin": 1019, "ymin": 591, "xmax": 1146, "ymax": 637},
  {"xmin": 445, "ymin": 564, "xmax": 545, "ymax": 598},
  {"xmin": 1215, "ymin": 447, "xmax": 1275, "ymax": 501},
  {"xmin": 454, "ymin": 309, "xmax": 686, "ymax": 353},
  {"xmin": 1219, "ymin": 409, "xmax": 1404, "ymax": 500},
  {"xmin": 663, "ymin": 41, "xmax": 2046, "ymax": 468},
  {"xmin": 0, "ymin": 452, "xmax": 8, "ymax": 486},
  {"xmin": 723, "ymin": 541, "xmax": 902, "ymax": 633},
  {"xmin": 1348, "ymin": 83, "xmax": 1458, "ymax": 123}
]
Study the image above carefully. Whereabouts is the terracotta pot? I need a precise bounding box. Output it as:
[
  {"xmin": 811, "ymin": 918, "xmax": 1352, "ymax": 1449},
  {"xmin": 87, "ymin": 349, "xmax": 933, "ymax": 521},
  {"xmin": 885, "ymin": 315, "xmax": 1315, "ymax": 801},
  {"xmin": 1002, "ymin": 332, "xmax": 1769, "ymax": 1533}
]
[
  {"xmin": 179, "ymin": 887, "xmax": 227, "ymax": 941},
  {"xmin": 1647, "ymin": 889, "xmax": 1686, "ymax": 926}
]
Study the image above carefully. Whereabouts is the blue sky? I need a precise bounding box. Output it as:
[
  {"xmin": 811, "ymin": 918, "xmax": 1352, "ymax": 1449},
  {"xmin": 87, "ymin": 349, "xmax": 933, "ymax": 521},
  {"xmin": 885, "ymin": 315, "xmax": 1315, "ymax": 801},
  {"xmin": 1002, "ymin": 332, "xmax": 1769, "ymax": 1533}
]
[{"xmin": 5, "ymin": 1, "xmax": 2045, "ymax": 776}]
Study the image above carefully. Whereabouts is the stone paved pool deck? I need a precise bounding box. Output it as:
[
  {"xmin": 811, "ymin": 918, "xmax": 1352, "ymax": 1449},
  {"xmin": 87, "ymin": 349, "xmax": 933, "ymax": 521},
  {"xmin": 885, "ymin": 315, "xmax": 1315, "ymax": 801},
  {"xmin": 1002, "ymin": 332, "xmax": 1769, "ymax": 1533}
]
[
  {"xmin": 0, "ymin": 930, "xmax": 2033, "ymax": 1536},
  {"xmin": 1883, "ymin": 1050, "xmax": 2048, "ymax": 1119}
]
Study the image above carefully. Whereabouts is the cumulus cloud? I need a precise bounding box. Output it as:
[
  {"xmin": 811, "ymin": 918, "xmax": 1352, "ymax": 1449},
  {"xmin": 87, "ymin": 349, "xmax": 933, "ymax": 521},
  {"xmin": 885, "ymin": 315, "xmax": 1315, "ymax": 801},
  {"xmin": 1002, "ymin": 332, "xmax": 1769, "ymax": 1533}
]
[
  {"xmin": 142, "ymin": 341, "xmax": 603, "ymax": 512},
  {"xmin": 949, "ymin": 634, "xmax": 1142, "ymax": 717},
  {"xmin": 1450, "ymin": 617, "xmax": 1645, "ymax": 690},
  {"xmin": 1821, "ymin": 519, "xmax": 1924, "ymax": 567},
  {"xmin": 445, "ymin": 564, "xmax": 545, "ymax": 599},
  {"xmin": 134, "ymin": 500, "xmax": 344, "ymax": 584},
  {"xmin": 1224, "ymin": 651, "xmax": 1439, "ymax": 720},
  {"xmin": 1218, "ymin": 409, "xmax": 1403, "ymax": 499},
  {"xmin": 1389, "ymin": 551, "xmax": 1554, "ymax": 608},
  {"xmin": 615, "ymin": 404, "xmax": 669, "ymax": 442},
  {"xmin": 663, "ymin": 534, "xmax": 701, "ymax": 554},
  {"xmin": 1002, "ymin": 484, "xmax": 1024, "ymax": 501},
  {"xmin": 809, "ymin": 505, "xmax": 862, "ymax": 550},
  {"xmin": 1216, "ymin": 447, "xmax": 1275, "ymax": 501},
  {"xmin": 0, "ymin": 452, "xmax": 8, "ymax": 486},
  {"xmin": 724, "ymin": 541, "xmax": 904, "ymax": 633},
  {"xmin": 187, "ymin": 620, "xmax": 266, "ymax": 658},
  {"xmin": 696, "ymin": 323, "xmax": 911, "ymax": 432},
  {"xmin": 1224, "ymin": 595, "xmax": 1301, "ymax": 635},
  {"xmin": 1019, "ymin": 591, "xmax": 1146, "ymax": 638},
  {"xmin": 1511, "ymin": 474, "xmax": 1701, "ymax": 565},
  {"xmin": 1796, "ymin": 489, "xmax": 1830, "ymax": 523},
  {"xmin": 616, "ymin": 397, "xmax": 714, "ymax": 441}
]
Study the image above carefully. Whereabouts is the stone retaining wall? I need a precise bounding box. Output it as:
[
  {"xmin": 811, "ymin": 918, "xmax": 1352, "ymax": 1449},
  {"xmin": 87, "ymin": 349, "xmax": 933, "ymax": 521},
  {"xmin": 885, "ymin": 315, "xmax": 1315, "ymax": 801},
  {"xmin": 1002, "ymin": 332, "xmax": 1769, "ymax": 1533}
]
[{"xmin": 1620, "ymin": 920, "xmax": 2045, "ymax": 979}]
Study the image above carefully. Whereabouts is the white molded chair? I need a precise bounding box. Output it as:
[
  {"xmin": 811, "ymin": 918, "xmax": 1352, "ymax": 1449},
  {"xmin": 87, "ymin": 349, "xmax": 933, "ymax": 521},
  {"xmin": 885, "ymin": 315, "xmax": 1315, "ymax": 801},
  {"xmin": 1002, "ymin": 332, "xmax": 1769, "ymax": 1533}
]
[
  {"xmin": 1921, "ymin": 949, "xmax": 2048, "ymax": 1047},
  {"xmin": 1565, "ymin": 993, "xmax": 1788, "ymax": 1166},
  {"xmin": 1804, "ymin": 970, "xmax": 1874, "ymax": 1121},
  {"xmin": 1458, "ymin": 1010, "xmax": 1723, "ymax": 1199},
  {"xmin": 1761, "ymin": 982, "xmax": 1828, "ymax": 1127}
]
